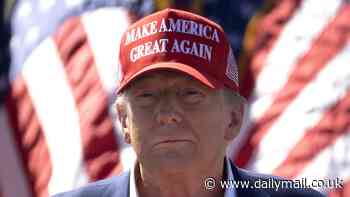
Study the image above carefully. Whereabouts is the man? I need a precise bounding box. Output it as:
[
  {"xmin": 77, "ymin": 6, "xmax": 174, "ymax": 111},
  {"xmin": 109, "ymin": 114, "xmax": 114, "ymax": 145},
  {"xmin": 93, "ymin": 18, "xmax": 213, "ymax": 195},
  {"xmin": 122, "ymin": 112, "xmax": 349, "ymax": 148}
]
[{"xmin": 54, "ymin": 8, "xmax": 324, "ymax": 197}]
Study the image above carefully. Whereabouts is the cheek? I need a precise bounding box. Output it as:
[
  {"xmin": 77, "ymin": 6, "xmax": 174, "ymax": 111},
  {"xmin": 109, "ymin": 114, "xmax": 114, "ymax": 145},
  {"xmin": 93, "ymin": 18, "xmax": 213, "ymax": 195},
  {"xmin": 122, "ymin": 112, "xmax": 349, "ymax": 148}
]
[
  {"xmin": 129, "ymin": 105, "xmax": 155, "ymax": 129},
  {"xmin": 127, "ymin": 124, "xmax": 152, "ymax": 159},
  {"xmin": 186, "ymin": 106, "xmax": 226, "ymax": 141},
  {"xmin": 127, "ymin": 108, "xmax": 155, "ymax": 153},
  {"xmin": 128, "ymin": 126, "xmax": 147, "ymax": 154}
]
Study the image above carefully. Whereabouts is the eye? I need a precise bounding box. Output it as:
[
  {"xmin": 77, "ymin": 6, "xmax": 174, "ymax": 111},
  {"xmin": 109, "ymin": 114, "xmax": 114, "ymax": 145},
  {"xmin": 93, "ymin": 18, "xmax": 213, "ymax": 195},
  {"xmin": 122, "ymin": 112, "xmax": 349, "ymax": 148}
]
[
  {"xmin": 132, "ymin": 90, "xmax": 158, "ymax": 106},
  {"xmin": 179, "ymin": 88, "xmax": 205, "ymax": 104},
  {"xmin": 137, "ymin": 92, "xmax": 155, "ymax": 98},
  {"xmin": 184, "ymin": 90, "xmax": 201, "ymax": 96}
]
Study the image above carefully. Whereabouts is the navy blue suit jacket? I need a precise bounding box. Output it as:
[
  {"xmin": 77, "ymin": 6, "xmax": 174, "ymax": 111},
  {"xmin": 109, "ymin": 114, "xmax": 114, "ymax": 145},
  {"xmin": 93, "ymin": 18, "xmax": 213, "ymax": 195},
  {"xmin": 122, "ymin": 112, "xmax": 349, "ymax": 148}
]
[{"xmin": 53, "ymin": 161, "xmax": 324, "ymax": 197}]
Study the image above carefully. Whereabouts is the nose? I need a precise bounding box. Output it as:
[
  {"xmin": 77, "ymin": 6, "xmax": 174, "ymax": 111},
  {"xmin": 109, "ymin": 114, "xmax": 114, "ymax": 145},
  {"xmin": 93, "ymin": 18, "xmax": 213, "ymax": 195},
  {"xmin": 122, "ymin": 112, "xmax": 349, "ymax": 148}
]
[{"xmin": 155, "ymin": 95, "xmax": 182, "ymax": 126}]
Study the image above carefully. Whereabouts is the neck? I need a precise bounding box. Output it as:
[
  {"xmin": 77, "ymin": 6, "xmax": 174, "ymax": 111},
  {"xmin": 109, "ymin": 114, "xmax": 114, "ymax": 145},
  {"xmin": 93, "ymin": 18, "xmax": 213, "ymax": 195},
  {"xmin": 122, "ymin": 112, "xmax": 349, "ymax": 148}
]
[{"xmin": 135, "ymin": 158, "xmax": 226, "ymax": 197}]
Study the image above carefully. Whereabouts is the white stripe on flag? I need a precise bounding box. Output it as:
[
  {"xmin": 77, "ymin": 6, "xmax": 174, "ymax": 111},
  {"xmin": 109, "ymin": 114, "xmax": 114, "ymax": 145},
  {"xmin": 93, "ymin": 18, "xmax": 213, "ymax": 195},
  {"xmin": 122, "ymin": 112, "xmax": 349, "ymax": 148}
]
[
  {"xmin": 0, "ymin": 107, "xmax": 32, "ymax": 197},
  {"xmin": 21, "ymin": 38, "xmax": 88, "ymax": 195},
  {"xmin": 250, "ymin": 0, "xmax": 342, "ymax": 121},
  {"xmin": 247, "ymin": 43, "xmax": 350, "ymax": 173},
  {"xmin": 81, "ymin": 7, "xmax": 134, "ymax": 171},
  {"xmin": 82, "ymin": 7, "xmax": 130, "ymax": 94},
  {"xmin": 296, "ymin": 131, "xmax": 350, "ymax": 193}
]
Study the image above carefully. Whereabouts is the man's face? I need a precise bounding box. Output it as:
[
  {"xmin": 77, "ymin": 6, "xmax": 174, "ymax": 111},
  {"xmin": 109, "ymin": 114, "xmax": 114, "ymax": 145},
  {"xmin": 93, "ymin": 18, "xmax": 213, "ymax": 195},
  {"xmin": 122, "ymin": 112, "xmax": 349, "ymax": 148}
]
[{"xmin": 117, "ymin": 70, "xmax": 240, "ymax": 171}]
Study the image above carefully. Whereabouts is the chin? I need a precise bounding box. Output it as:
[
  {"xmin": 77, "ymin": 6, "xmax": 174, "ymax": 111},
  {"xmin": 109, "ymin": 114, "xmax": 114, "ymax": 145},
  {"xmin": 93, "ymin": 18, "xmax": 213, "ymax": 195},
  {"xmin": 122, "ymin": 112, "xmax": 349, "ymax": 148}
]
[{"xmin": 150, "ymin": 149, "xmax": 196, "ymax": 169}]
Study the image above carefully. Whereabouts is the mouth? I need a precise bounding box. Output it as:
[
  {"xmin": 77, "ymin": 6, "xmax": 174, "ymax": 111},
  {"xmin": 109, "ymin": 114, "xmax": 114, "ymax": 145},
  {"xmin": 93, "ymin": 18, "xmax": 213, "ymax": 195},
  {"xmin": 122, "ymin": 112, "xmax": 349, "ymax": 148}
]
[
  {"xmin": 155, "ymin": 139, "xmax": 192, "ymax": 146},
  {"xmin": 162, "ymin": 139, "xmax": 190, "ymax": 143}
]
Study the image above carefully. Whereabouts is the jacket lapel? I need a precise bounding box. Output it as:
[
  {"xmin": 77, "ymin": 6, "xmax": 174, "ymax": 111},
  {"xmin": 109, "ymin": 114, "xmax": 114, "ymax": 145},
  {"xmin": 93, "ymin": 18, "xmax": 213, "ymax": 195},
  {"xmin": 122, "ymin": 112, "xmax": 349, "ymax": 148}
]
[
  {"xmin": 104, "ymin": 171, "xmax": 130, "ymax": 197},
  {"xmin": 229, "ymin": 160, "xmax": 269, "ymax": 197}
]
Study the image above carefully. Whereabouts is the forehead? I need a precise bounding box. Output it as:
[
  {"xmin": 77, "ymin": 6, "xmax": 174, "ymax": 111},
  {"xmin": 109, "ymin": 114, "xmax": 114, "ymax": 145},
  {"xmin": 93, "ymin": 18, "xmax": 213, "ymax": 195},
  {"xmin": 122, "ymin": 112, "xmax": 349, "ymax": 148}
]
[{"xmin": 127, "ymin": 70, "xmax": 206, "ymax": 89}]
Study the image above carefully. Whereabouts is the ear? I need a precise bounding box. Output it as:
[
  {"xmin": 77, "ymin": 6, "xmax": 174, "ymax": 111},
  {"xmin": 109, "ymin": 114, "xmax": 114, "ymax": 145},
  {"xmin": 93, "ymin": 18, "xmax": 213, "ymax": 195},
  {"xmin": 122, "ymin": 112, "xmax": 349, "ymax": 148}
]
[
  {"xmin": 116, "ymin": 103, "xmax": 131, "ymax": 144},
  {"xmin": 224, "ymin": 102, "xmax": 244, "ymax": 141}
]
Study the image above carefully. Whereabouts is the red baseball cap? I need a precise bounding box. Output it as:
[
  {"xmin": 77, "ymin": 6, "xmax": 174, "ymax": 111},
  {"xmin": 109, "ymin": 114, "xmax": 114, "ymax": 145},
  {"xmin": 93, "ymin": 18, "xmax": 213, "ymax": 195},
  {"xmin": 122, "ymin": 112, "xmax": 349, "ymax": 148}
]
[{"xmin": 116, "ymin": 8, "xmax": 239, "ymax": 93}]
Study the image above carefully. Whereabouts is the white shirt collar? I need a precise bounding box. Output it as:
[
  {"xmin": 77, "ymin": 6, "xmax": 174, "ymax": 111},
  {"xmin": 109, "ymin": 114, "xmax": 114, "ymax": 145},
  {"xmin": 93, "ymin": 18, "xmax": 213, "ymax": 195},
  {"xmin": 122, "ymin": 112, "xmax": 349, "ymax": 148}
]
[
  {"xmin": 129, "ymin": 157, "xmax": 236, "ymax": 197},
  {"xmin": 129, "ymin": 162, "xmax": 139, "ymax": 197}
]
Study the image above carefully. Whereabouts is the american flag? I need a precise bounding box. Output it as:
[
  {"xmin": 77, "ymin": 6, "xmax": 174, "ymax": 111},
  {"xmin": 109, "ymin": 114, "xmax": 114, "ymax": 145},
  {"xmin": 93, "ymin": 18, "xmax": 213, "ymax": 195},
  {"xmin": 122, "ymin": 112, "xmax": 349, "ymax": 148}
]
[
  {"xmin": 230, "ymin": 0, "xmax": 350, "ymax": 196},
  {"xmin": 2, "ymin": 1, "xmax": 263, "ymax": 197},
  {"xmin": 9, "ymin": 0, "xmax": 153, "ymax": 71},
  {"xmin": 1, "ymin": 0, "xmax": 154, "ymax": 196},
  {"xmin": 4, "ymin": 0, "xmax": 349, "ymax": 197}
]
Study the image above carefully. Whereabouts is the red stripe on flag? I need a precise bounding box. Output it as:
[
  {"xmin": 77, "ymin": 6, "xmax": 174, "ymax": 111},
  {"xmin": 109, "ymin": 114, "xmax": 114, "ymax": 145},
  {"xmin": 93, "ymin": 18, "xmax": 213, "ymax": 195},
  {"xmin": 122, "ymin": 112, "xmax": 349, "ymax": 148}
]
[
  {"xmin": 273, "ymin": 90, "xmax": 350, "ymax": 178},
  {"xmin": 53, "ymin": 17, "xmax": 122, "ymax": 181},
  {"xmin": 240, "ymin": 0, "xmax": 301, "ymax": 98},
  {"xmin": 234, "ymin": 4, "xmax": 350, "ymax": 167},
  {"xmin": 6, "ymin": 76, "xmax": 52, "ymax": 197}
]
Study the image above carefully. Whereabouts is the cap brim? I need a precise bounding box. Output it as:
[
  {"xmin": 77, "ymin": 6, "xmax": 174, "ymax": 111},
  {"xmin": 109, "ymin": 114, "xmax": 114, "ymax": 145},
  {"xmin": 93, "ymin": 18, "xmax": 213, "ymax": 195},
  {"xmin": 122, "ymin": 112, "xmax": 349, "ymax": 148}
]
[{"xmin": 117, "ymin": 62, "xmax": 224, "ymax": 93}]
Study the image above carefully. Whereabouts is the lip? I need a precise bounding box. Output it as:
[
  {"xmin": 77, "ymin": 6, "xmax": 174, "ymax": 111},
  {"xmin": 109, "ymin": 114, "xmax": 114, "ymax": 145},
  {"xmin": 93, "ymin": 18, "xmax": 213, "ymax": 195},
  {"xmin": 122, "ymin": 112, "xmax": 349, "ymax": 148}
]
[
  {"xmin": 154, "ymin": 139, "xmax": 193, "ymax": 146},
  {"xmin": 162, "ymin": 139, "xmax": 190, "ymax": 143}
]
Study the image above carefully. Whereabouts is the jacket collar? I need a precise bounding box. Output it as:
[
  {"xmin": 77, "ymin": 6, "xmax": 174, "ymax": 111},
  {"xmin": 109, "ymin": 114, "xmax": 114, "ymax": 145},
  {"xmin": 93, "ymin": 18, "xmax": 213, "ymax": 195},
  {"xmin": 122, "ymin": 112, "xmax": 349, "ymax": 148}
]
[{"xmin": 229, "ymin": 160, "xmax": 269, "ymax": 197}]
